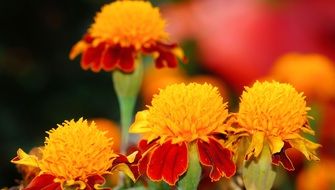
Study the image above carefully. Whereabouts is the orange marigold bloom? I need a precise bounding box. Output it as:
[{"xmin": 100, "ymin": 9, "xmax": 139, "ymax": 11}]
[
  {"xmin": 234, "ymin": 81, "xmax": 320, "ymax": 170},
  {"xmin": 70, "ymin": 0, "xmax": 185, "ymax": 72},
  {"xmin": 130, "ymin": 83, "xmax": 236, "ymax": 185},
  {"xmin": 12, "ymin": 118, "xmax": 138, "ymax": 190},
  {"xmin": 269, "ymin": 53, "xmax": 335, "ymax": 102},
  {"xmin": 297, "ymin": 159, "xmax": 335, "ymax": 190}
]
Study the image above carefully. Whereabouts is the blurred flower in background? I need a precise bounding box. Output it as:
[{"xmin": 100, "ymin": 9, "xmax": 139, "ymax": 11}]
[
  {"xmin": 296, "ymin": 158, "xmax": 335, "ymax": 190},
  {"xmin": 1, "ymin": 0, "xmax": 335, "ymax": 188},
  {"xmin": 163, "ymin": 0, "xmax": 335, "ymax": 92},
  {"xmin": 268, "ymin": 53, "xmax": 335, "ymax": 103}
]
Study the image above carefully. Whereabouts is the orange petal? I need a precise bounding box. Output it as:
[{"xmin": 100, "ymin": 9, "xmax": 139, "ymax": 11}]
[
  {"xmin": 147, "ymin": 141, "xmax": 188, "ymax": 185},
  {"xmin": 197, "ymin": 138, "xmax": 236, "ymax": 181},
  {"xmin": 69, "ymin": 40, "xmax": 87, "ymax": 60}
]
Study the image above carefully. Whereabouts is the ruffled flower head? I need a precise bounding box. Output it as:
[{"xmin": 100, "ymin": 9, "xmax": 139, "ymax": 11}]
[
  {"xmin": 234, "ymin": 81, "xmax": 320, "ymax": 170},
  {"xmin": 70, "ymin": 0, "xmax": 185, "ymax": 72},
  {"xmin": 12, "ymin": 118, "xmax": 138, "ymax": 190},
  {"xmin": 130, "ymin": 83, "xmax": 236, "ymax": 185}
]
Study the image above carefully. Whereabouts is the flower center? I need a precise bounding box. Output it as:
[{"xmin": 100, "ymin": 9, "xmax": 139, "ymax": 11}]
[
  {"xmin": 238, "ymin": 81, "xmax": 309, "ymax": 137},
  {"xmin": 40, "ymin": 118, "xmax": 116, "ymax": 181},
  {"xmin": 143, "ymin": 83, "xmax": 229, "ymax": 143},
  {"xmin": 89, "ymin": 1, "xmax": 168, "ymax": 49}
]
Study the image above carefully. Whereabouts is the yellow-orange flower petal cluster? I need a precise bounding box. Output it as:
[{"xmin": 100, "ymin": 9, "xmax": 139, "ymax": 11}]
[
  {"xmin": 236, "ymin": 81, "xmax": 320, "ymax": 163},
  {"xmin": 40, "ymin": 118, "xmax": 116, "ymax": 181},
  {"xmin": 130, "ymin": 83, "xmax": 230, "ymax": 144},
  {"xmin": 89, "ymin": 1, "xmax": 167, "ymax": 49}
]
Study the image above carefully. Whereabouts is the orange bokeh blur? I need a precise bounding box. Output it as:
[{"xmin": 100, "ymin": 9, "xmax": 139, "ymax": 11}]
[
  {"xmin": 141, "ymin": 66, "xmax": 230, "ymax": 106},
  {"xmin": 268, "ymin": 53, "xmax": 335, "ymax": 103},
  {"xmin": 141, "ymin": 66, "xmax": 187, "ymax": 105},
  {"xmin": 296, "ymin": 158, "xmax": 335, "ymax": 190}
]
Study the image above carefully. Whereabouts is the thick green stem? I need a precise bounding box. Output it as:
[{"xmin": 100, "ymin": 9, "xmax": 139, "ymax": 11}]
[
  {"xmin": 242, "ymin": 144, "xmax": 277, "ymax": 190},
  {"xmin": 178, "ymin": 143, "xmax": 202, "ymax": 190},
  {"xmin": 118, "ymin": 96, "xmax": 137, "ymax": 154},
  {"xmin": 112, "ymin": 58, "xmax": 143, "ymax": 154}
]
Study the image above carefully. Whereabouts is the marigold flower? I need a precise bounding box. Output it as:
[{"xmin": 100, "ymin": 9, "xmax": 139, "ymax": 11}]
[
  {"xmin": 130, "ymin": 83, "xmax": 236, "ymax": 185},
  {"xmin": 12, "ymin": 118, "xmax": 138, "ymax": 190},
  {"xmin": 269, "ymin": 53, "xmax": 335, "ymax": 102},
  {"xmin": 234, "ymin": 81, "xmax": 320, "ymax": 170},
  {"xmin": 70, "ymin": 0, "xmax": 185, "ymax": 72},
  {"xmin": 297, "ymin": 159, "xmax": 335, "ymax": 190}
]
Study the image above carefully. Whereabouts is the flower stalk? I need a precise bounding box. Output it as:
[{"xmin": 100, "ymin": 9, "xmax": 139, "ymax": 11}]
[
  {"xmin": 242, "ymin": 144, "xmax": 277, "ymax": 190},
  {"xmin": 178, "ymin": 143, "xmax": 202, "ymax": 190},
  {"xmin": 112, "ymin": 58, "xmax": 144, "ymax": 153}
]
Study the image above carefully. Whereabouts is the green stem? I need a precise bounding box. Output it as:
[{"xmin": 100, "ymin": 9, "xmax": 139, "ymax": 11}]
[
  {"xmin": 118, "ymin": 96, "xmax": 137, "ymax": 154},
  {"xmin": 112, "ymin": 58, "xmax": 143, "ymax": 154},
  {"xmin": 178, "ymin": 143, "xmax": 202, "ymax": 190},
  {"xmin": 242, "ymin": 144, "xmax": 277, "ymax": 190}
]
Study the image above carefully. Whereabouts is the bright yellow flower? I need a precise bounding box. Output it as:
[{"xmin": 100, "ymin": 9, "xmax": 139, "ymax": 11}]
[
  {"xmin": 269, "ymin": 53, "xmax": 335, "ymax": 102},
  {"xmin": 40, "ymin": 118, "xmax": 116, "ymax": 181},
  {"xmin": 130, "ymin": 83, "xmax": 235, "ymax": 185},
  {"xmin": 12, "ymin": 118, "xmax": 138, "ymax": 190},
  {"xmin": 70, "ymin": 0, "xmax": 184, "ymax": 72},
  {"xmin": 131, "ymin": 83, "xmax": 229, "ymax": 144},
  {"xmin": 235, "ymin": 81, "xmax": 320, "ymax": 170},
  {"xmin": 89, "ymin": 1, "xmax": 167, "ymax": 49}
]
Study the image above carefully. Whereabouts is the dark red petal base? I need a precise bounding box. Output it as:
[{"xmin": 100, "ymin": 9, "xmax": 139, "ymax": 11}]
[
  {"xmin": 142, "ymin": 42, "xmax": 185, "ymax": 68},
  {"xmin": 74, "ymin": 34, "xmax": 186, "ymax": 72},
  {"xmin": 24, "ymin": 174, "xmax": 108, "ymax": 190},
  {"xmin": 197, "ymin": 138, "xmax": 236, "ymax": 181},
  {"xmin": 77, "ymin": 35, "xmax": 135, "ymax": 73},
  {"xmin": 112, "ymin": 151, "xmax": 142, "ymax": 181},
  {"xmin": 24, "ymin": 174, "xmax": 60, "ymax": 190},
  {"xmin": 86, "ymin": 175, "xmax": 107, "ymax": 190},
  {"xmin": 146, "ymin": 140, "xmax": 188, "ymax": 186},
  {"xmin": 272, "ymin": 142, "xmax": 295, "ymax": 171}
]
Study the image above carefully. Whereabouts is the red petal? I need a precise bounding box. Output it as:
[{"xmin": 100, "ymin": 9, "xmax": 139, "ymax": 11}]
[
  {"xmin": 156, "ymin": 42, "xmax": 178, "ymax": 49},
  {"xmin": 142, "ymin": 43, "xmax": 179, "ymax": 68},
  {"xmin": 138, "ymin": 139, "xmax": 159, "ymax": 153},
  {"xmin": 112, "ymin": 151, "xmax": 142, "ymax": 180},
  {"xmin": 101, "ymin": 46, "xmax": 121, "ymax": 71},
  {"xmin": 83, "ymin": 34, "xmax": 94, "ymax": 43},
  {"xmin": 157, "ymin": 51, "xmax": 178, "ymax": 68},
  {"xmin": 81, "ymin": 43, "xmax": 105, "ymax": 72},
  {"xmin": 137, "ymin": 139, "xmax": 159, "ymax": 176},
  {"xmin": 86, "ymin": 175, "xmax": 105, "ymax": 189},
  {"xmin": 147, "ymin": 141, "xmax": 188, "ymax": 185},
  {"xmin": 197, "ymin": 138, "xmax": 236, "ymax": 181},
  {"xmin": 24, "ymin": 174, "xmax": 60, "ymax": 190},
  {"xmin": 118, "ymin": 47, "xmax": 135, "ymax": 72},
  {"xmin": 272, "ymin": 142, "xmax": 295, "ymax": 171}
]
